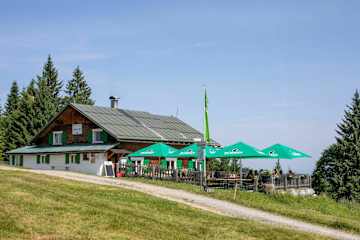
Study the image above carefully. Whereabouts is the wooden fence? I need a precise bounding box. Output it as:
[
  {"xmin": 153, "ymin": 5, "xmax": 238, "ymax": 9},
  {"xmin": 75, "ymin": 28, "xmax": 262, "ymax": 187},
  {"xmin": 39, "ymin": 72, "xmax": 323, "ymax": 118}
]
[{"xmin": 117, "ymin": 163, "xmax": 312, "ymax": 191}]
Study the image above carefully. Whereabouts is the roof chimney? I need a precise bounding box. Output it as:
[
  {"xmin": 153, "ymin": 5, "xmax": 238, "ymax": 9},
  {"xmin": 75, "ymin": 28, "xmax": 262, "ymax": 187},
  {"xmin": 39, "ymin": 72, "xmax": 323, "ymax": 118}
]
[{"xmin": 109, "ymin": 96, "xmax": 119, "ymax": 109}]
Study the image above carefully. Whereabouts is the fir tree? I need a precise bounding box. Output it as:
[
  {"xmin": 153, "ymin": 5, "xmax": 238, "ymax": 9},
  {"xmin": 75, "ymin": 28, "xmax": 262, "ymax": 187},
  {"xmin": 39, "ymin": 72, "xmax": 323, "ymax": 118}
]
[
  {"xmin": 16, "ymin": 81, "xmax": 38, "ymax": 144},
  {"xmin": 335, "ymin": 90, "xmax": 360, "ymax": 201},
  {"xmin": 42, "ymin": 55, "xmax": 62, "ymax": 102},
  {"xmin": 313, "ymin": 90, "xmax": 360, "ymax": 201},
  {"xmin": 0, "ymin": 110, "xmax": 4, "ymax": 161},
  {"xmin": 274, "ymin": 159, "xmax": 282, "ymax": 175},
  {"xmin": 4, "ymin": 81, "xmax": 20, "ymax": 115},
  {"xmin": 34, "ymin": 55, "xmax": 63, "ymax": 132},
  {"xmin": 312, "ymin": 144, "xmax": 342, "ymax": 197},
  {"xmin": 64, "ymin": 66, "xmax": 94, "ymax": 105},
  {"xmin": 2, "ymin": 82, "xmax": 23, "ymax": 153}
]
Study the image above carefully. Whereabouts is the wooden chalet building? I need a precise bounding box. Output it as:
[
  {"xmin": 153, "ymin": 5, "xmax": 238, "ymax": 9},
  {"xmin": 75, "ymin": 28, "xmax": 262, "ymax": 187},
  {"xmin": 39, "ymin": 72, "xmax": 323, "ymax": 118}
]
[{"xmin": 7, "ymin": 97, "xmax": 208, "ymax": 176}]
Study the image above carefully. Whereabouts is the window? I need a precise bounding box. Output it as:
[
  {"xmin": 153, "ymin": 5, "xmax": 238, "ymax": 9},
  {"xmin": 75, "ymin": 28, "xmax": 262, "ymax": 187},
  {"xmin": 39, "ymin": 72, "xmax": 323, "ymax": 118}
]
[
  {"xmin": 38, "ymin": 155, "xmax": 50, "ymax": 164},
  {"xmin": 70, "ymin": 154, "xmax": 76, "ymax": 164},
  {"xmin": 53, "ymin": 131, "xmax": 63, "ymax": 145},
  {"xmin": 92, "ymin": 129, "xmax": 103, "ymax": 144},
  {"xmin": 69, "ymin": 154, "xmax": 80, "ymax": 164},
  {"xmin": 83, "ymin": 153, "xmax": 89, "ymax": 161}
]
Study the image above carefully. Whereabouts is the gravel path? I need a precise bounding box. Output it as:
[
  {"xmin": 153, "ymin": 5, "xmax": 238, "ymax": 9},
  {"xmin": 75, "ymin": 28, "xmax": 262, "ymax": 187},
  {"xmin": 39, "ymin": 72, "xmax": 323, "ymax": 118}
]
[{"xmin": 2, "ymin": 166, "xmax": 360, "ymax": 240}]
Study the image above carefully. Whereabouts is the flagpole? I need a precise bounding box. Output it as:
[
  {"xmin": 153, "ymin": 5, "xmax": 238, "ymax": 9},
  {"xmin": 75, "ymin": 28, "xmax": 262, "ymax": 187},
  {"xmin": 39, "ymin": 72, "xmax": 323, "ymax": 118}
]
[{"xmin": 203, "ymin": 86, "xmax": 209, "ymax": 190}]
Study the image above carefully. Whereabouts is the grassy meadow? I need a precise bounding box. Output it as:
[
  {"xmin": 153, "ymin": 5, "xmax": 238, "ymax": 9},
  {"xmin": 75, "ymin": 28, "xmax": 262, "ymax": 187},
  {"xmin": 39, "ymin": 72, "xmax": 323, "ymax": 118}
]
[
  {"xmin": 0, "ymin": 169, "xmax": 331, "ymax": 240},
  {"xmin": 126, "ymin": 177, "xmax": 360, "ymax": 234}
]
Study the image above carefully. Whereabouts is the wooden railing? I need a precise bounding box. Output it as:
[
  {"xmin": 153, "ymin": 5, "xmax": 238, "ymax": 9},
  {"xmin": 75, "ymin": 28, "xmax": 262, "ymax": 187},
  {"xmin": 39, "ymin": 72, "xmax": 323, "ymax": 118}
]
[{"xmin": 116, "ymin": 164, "xmax": 312, "ymax": 191}]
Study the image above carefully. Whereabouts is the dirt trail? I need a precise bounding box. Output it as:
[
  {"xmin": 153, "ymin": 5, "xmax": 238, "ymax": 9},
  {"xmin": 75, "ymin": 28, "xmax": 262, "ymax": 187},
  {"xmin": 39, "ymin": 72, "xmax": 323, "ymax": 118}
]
[{"xmin": 2, "ymin": 166, "xmax": 360, "ymax": 240}]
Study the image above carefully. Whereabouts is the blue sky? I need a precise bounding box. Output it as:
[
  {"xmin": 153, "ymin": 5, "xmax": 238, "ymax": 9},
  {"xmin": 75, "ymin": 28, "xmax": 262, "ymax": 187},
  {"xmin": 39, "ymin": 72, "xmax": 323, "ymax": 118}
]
[{"xmin": 0, "ymin": 1, "xmax": 359, "ymax": 173}]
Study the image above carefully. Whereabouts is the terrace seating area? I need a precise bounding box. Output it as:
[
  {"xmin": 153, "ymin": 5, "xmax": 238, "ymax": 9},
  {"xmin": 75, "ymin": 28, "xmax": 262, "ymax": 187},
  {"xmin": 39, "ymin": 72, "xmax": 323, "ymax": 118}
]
[{"xmin": 117, "ymin": 163, "xmax": 312, "ymax": 192}]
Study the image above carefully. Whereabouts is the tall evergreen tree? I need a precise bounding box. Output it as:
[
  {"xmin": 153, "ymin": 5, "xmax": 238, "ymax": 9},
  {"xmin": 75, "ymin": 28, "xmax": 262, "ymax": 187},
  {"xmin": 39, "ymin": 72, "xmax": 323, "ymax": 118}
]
[
  {"xmin": 0, "ymin": 107, "xmax": 4, "ymax": 161},
  {"xmin": 274, "ymin": 159, "xmax": 282, "ymax": 175},
  {"xmin": 4, "ymin": 81, "xmax": 20, "ymax": 115},
  {"xmin": 34, "ymin": 55, "xmax": 63, "ymax": 132},
  {"xmin": 335, "ymin": 90, "xmax": 360, "ymax": 201},
  {"xmin": 2, "ymin": 81, "xmax": 23, "ymax": 153},
  {"xmin": 16, "ymin": 81, "xmax": 38, "ymax": 144},
  {"xmin": 313, "ymin": 90, "xmax": 360, "ymax": 201},
  {"xmin": 64, "ymin": 66, "xmax": 94, "ymax": 105},
  {"xmin": 312, "ymin": 144, "xmax": 342, "ymax": 197}
]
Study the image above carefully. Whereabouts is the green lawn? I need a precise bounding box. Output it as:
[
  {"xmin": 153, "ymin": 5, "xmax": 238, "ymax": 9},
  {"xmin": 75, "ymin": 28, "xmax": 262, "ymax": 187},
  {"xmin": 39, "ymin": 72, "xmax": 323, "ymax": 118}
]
[
  {"xmin": 125, "ymin": 177, "xmax": 360, "ymax": 234},
  {"xmin": 0, "ymin": 170, "xmax": 330, "ymax": 240}
]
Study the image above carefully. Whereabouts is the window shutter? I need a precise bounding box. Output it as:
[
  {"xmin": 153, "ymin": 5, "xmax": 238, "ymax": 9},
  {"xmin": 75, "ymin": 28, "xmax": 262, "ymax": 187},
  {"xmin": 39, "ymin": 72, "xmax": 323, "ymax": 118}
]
[
  {"xmin": 160, "ymin": 160, "xmax": 168, "ymax": 170},
  {"xmin": 11, "ymin": 155, "xmax": 15, "ymax": 165},
  {"xmin": 48, "ymin": 133, "xmax": 53, "ymax": 145},
  {"xmin": 101, "ymin": 131, "xmax": 108, "ymax": 143},
  {"xmin": 20, "ymin": 155, "xmax": 23, "ymax": 166},
  {"xmin": 37, "ymin": 155, "xmax": 40, "ymax": 164},
  {"xmin": 45, "ymin": 155, "xmax": 50, "ymax": 164},
  {"xmin": 177, "ymin": 160, "xmax": 183, "ymax": 170},
  {"xmin": 187, "ymin": 160, "xmax": 194, "ymax": 170},
  {"xmin": 65, "ymin": 153, "xmax": 69, "ymax": 164},
  {"xmin": 87, "ymin": 131, "xmax": 93, "ymax": 144},
  {"xmin": 75, "ymin": 153, "xmax": 80, "ymax": 164},
  {"xmin": 62, "ymin": 131, "xmax": 67, "ymax": 145}
]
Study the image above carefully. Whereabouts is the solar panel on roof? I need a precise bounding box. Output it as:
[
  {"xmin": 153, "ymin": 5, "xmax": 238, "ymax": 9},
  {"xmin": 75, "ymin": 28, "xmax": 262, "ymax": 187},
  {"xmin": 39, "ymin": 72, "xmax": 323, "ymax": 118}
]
[{"xmin": 71, "ymin": 103, "xmax": 206, "ymax": 143}]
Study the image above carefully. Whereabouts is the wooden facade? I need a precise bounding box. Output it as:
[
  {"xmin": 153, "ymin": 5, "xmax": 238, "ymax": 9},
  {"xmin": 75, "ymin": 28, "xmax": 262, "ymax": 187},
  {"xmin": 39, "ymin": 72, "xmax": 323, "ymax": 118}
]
[{"xmin": 35, "ymin": 106, "xmax": 117, "ymax": 146}]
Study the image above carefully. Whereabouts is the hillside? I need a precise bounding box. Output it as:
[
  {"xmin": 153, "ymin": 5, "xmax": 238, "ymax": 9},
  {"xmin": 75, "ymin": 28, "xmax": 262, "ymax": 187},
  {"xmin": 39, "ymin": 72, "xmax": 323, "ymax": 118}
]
[{"xmin": 0, "ymin": 169, "xmax": 330, "ymax": 240}]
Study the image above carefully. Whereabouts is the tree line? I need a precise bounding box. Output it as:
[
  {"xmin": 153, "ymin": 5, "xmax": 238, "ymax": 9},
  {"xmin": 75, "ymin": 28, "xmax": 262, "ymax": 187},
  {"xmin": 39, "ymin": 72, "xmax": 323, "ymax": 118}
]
[
  {"xmin": 313, "ymin": 90, "xmax": 360, "ymax": 202},
  {"xmin": 0, "ymin": 55, "xmax": 94, "ymax": 160}
]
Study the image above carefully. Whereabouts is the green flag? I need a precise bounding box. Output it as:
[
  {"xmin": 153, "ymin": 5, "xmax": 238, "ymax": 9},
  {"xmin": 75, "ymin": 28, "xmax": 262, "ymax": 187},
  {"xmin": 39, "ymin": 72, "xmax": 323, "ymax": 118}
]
[{"xmin": 204, "ymin": 88, "xmax": 211, "ymax": 143}]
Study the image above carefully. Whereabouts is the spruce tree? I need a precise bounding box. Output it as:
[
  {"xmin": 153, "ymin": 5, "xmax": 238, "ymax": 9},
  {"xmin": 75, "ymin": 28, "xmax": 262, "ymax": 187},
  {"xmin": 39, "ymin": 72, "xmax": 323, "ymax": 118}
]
[
  {"xmin": 4, "ymin": 81, "xmax": 20, "ymax": 115},
  {"xmin": 0, "ymin": 111, "xmax": 4, "ymax": 161},
  {"xmin": 274, "ymin": 159, "xmax": 282, "ymax": 175},
  {"xmin": 313, "ymin": 90, "xmax": 360, "ymax": 201},
  {"xmin": 42, "ymin": 55, "xmax": 62, "ymax": 103},
  {"xmin": 64, "ymin": 66, "xmax": 94, "ymax": 105},
  {"xmin": 335, "ymin": 90, "xmax": 360, "ymax": 201},
  {"xmin": 33, "ymin": 55, "xmax": 63, "ymax": 132},
  {"xmin": 16, "ymin": 81, "xmax": 38, "ymax": 144},
  {"xmin": 2, "ymin": 81, "xmax": 23, "ymax": 153},
  {"xmin": 312, "ymin": 144, "xmax": 342, "ymax": 197}
]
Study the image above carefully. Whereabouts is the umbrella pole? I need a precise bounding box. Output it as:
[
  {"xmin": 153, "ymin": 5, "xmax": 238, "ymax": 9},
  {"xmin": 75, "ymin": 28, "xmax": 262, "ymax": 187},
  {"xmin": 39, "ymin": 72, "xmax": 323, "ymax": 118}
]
[{"xmin": 239, "ymin": 158, "xmax": 243, "ymax": 189}]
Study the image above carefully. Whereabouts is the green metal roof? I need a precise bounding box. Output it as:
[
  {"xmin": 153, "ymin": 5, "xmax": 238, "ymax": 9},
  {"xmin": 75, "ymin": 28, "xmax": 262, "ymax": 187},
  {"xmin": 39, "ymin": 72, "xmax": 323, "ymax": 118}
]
[
  {"xmin": 71, "ymin": 103, "xmax": 209, "ymax": 143},
  {"xmin": 7, "ymin": 144, "xmax": 117, "ymax": 154}
]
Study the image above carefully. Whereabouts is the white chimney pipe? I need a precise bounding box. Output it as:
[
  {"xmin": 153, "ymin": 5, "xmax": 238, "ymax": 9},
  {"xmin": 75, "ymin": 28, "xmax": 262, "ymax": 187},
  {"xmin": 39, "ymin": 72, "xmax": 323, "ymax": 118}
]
[{"xmin": 109, "ymin": 96, "xmax": 119, "ymax": 109}]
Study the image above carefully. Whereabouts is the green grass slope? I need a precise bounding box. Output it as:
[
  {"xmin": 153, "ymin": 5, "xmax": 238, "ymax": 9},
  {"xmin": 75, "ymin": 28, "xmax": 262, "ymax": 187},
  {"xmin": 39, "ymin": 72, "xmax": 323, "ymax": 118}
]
[
  {"xmin": 126, "ymin": 177, "xmax": 360, "ymax": 234},
  {"xmin": 0, "ymin": 170, "xmax": 330, "ymax": 240}
]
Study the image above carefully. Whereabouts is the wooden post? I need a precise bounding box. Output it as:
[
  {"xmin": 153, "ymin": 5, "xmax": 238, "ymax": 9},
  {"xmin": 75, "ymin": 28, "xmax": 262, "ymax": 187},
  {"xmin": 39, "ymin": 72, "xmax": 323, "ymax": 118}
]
[
  {"xmin": 254, "ymin": 176, "xmax": 258, "ymax": 192},
  {"xmin": 297, "ymin": 176, "xmax": 300, "ymax": 188},
  {"xmin": 175, "ymin": 169, "xmax": 178, "ymax": 182},
  {"xmin": 239, "ymin": 158, "xmax": 243, "ymax": 189},
  {"xmin": 233, "ymin": 181, "xmax": 238, "ymax": 200},
  {"xmin": 284, "ymin": 174, "xmax": 288, "ymax": 191}
]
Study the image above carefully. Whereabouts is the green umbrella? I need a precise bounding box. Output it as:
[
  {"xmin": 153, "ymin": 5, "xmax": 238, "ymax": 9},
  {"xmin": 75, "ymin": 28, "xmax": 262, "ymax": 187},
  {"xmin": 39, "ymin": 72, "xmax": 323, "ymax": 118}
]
[
  {"xmin": 128, "ymin": 143, "xmax": 177, "ymax": 158},
  {"xmin": 216, "ymin": 141, "xmax": 268, "ymax": 188},
  {"xmin": 168, "ymin": 143, "xmax": 222, "ymax": 158},
  {"xmin": 262, "ymin": 144, "xmax": 311, "ymax": 159},
  {"xmin": 217, "ymin": 141, "xmax": 268, "ymax": 158}
]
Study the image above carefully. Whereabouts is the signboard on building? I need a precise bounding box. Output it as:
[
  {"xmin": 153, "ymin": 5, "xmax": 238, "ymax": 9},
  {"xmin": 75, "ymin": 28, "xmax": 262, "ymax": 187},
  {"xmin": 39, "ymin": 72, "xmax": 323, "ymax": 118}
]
[{"xmin": 72, "ymin": 124, "xmax": 83, "ymax": 135}]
